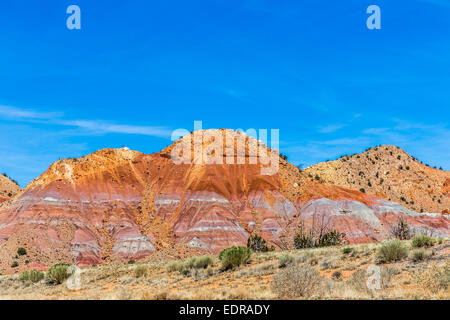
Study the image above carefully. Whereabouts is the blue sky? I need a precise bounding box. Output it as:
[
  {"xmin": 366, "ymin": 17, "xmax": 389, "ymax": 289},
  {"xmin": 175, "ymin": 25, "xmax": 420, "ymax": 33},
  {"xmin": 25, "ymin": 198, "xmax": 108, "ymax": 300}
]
[{"xmin": 0, "ymin": 0, "xmax": 449, "ymax": 187}]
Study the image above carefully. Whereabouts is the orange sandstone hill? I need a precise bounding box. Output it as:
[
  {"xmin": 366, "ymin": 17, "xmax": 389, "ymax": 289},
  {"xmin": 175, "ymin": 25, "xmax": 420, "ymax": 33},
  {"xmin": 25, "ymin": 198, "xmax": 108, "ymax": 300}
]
[
  {"xmin": 0, "ymin": 173, "xmax": 22, "ymax": 205},
  {"xmin": 305, "ymin": 145, "xmax": 450, "ymax": 214},
  {"xmin": 0, "ymin": 131, "xmax": 449, "ymax": 272}
]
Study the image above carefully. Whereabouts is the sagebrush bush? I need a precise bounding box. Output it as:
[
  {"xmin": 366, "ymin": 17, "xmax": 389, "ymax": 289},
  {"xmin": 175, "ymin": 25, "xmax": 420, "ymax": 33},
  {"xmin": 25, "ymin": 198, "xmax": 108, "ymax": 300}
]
[
  {"xmin": 166, "ymin": 261, "xmax": 183, "ymax": 273},
  {"xmin": 410, "ymin": 248, "xmax": 431, "ymax": 262},
  {"xmin": 17, "ymin": 247, "xmax": 27, "ymax": 256},
  {"xmin": 411, "ymin": 235, "xmax": 435, "ymax": 248},
  {"xmin": 19, "ymin": 269, "xmax": 44, "ymax": 283},
  {"xmin": 134, "ymin": 265, "xmax": 149, "ymax": 278},
  {"xmin": 193, "ymin": 256, "xmax": 214, "ymax": 269},
  {"xmin": 166, "ymin": 256, "xmax": 214, "ymax": 274},
  {"xmin": 47, "ymin": 263, "xmax": 72, "ymax": 284},
  {"xmin": 377, "ymin": 239, "xmax": 408, "ymax": 263},
  {"xmin": 272, "ymin": 264, "xmax": 322, "ymax": 298},
  {"xmin": 278, "ymin": 253, "xmax": 294, "ymax": 268},
  {"xmin": 219, "ymin": 246, "xmax": 251, "ymax": 270}
]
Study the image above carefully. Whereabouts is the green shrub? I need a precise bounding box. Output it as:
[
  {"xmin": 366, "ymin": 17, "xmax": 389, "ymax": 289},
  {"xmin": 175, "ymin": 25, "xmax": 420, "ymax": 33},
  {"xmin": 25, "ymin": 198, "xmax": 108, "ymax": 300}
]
[
  {"xmin": 377, "ymin": 239, "xmax": 408, "ymax": 263},
  {"xmin": 247, "ymin": 234, "xmax": 272, "ymax": 252},
  {"xmin": 166, "ymin": 256, "xmax": 214, "ymax": 275},
  {"xmin": 181, "ymin": 269, "xmax": 190, "ymax": 276},
  {"xmin": 219, "ymin": 246, "xmax": 251, "ymax": 270},
  {"xmin": 127, "ymin": 260, "xmax": 136, "ymax": 264},
  {"xmin": 294, "ymin": 230, "xmax": 346, "ymax": 249},
  {"xmin": 11, "ymin": 261, "xmax": 18, "ymax": 268},
  {"xmin": 19, "ymin": 269, "xmax": 44, "ymax": 283},
  {"xmin": 278, "ymin": 253, "xmax": 294, "ymax": 268},
  {"xmin": 342, "ymin": 247, "xmax": 353, "ymax": 254},
  {"xmin": 166, "ymin": 261, "xmax": 184, "ymax": 273},
  {"xmin": 184, "ymin": 257, "xmax": 196, "ymax": 269},
  {"xmin": 17, "ymin": 247, "xmax": 27, "ymax": 256},
  {"xmin": 411, "ymin": 235, "xmax": 435, "ymax": 248},
  {"xmin": 183, "ymin": 255, "xmax": 214, "ymax": 270},
  {"xmin": 410, "ymin": 248, "xmax": 431, "ymax": 262},
  {"xmin": 47, "ymin": 263, "xmax": 72, "ymax": 284},
  {"xmin": 193, "ymin": 256, "xmax": 214, "ymax": 269}
]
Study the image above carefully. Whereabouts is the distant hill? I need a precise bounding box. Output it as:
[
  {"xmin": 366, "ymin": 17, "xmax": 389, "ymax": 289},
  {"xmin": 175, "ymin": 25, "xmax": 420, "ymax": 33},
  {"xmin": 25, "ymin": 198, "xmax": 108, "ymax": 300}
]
[
  {"xmin": 305, "ymin": 145, "xmax": 450, "ymax": 214},
  {"xmin": 0, "ymin": 173, "xmax": 22, "ymax": 204}
]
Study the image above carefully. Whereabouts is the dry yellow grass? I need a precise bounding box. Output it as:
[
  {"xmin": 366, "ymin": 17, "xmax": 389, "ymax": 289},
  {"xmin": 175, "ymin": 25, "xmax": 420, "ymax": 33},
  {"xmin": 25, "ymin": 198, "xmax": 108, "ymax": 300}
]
[{"xmin": 0, "ymin": 239, "xmax": 448, "ymax": 300}]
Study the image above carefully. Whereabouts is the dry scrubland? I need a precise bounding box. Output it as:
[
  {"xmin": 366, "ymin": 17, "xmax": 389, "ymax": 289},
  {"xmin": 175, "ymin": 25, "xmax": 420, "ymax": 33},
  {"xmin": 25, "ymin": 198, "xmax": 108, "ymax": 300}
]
[{"xmin": 0, "ymin": 237, "xmax": 449, "ymax": 300}]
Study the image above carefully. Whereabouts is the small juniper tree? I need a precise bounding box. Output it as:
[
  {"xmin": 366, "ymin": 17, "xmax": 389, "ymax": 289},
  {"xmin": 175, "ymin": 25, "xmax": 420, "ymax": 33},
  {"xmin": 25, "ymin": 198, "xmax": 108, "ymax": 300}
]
[
  {"xmin": 390, "ymin": 217, "xmax": 412, "ymax": 240},
  {"xmin": 247, "ymin": 234, "xmax": 272, "ymax": 252}
]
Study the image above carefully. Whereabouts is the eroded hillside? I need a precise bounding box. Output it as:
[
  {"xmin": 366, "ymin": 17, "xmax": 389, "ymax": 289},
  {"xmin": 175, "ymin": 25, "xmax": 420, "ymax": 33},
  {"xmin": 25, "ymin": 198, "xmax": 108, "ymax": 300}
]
[{"xmin": 305, "ymin": 145, "xmax": 450, "ymax": 214}]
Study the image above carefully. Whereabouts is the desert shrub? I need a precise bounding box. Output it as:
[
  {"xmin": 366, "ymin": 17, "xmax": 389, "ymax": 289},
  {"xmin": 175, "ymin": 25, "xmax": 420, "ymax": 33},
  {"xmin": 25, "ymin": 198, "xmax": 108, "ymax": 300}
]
[
  {"xmin": 347, "ymin": 269, "xmax": 371, "ymax": 294},
  {"xmin": 192, "ymin": 256, "xmax": 214, "ymax": 269},
  {"xmin": 219, "ymin": 246, "xmax": 251, "ymax": 270},
  {"xmin": 247, "ymin": 234, "xmax": 272, "ymax": 252},
  {"xmin": 185, "ymin": 256, "xmax": 214, "ymax": 269},
  {"xmin": 184, "ymin": 257, "xmax": 197, "ymax": 269},
  {"xmin": 47, "ymin": 263, "xmax": 72, "ymax": 284},
  {"xmin": 127, "ymin": 260, "xmax": 136, "ymax": 264},
  {"xmin": 317, "ymin": 230, "xmax": 346, "ymax": 247},
  {"xmin": 293, "ymin": 218, "xmax": 346, "ymax": 249},
  {"xmin": 293, "ymin": 232, "xmax": 314, "ymax": 249},
  {"xmin": 19, "ymin": 269, "xmax": 44, "ymax": 283},
  {"xmin": 410, "ymin": 248, "xmax": 431, "ymax": 262},
  {"xmin": 278, "ymin": 253, "xmax": 294, "ymax": 268},
  {"xmin": 181, "ymin": 269, "xmax": 190, "ymax": 276},
  {"xmin": 411, "ymin": 235, "xmax": 435, "ymax": 248},
  {"xmin": 11, "ymin": 261, "xmax": 18, "ymax": 268},
  {"xmin": 377, "ymin": 240, "xmax": 408, "ymax": 263},
  {"xmin": 331, "ymin": 270, "xmax": 342, "ymax": 281},
  {"xmin": 272, "ymin": 264, "xmax": 323, "ymax": 298},
  {"xmin": 390, "ymin": 217, "xmax": 412, "ymax": 240},
  {"xmin": 294, "ymin": 230, "xmax": 346, "ymax": 249},
  {"xmin": 167, "ymin": 256, "xmax": 214, "ymax": 275},
  {"xmin": 134, "ymin": 265, "xmax": 150, "ymax": 278},
  {"xmin": 381, "ymin": 267, "xmax": 399, "ymax": 288},
  {"xmin": 342, "ymin": 247, "xmax": 353, "ymax": 254},
  {"xmin": 437, "ymin": 238, "xmax": 443, "ymax": 245},
  {"xmin": 166, "ymin": 261, "xmax": 183, "ymax": 273},
  {"xmin": 413, "ymin": 261, "xmax": 450, "ymax": 293},
  {"xmin": 17, "ymin": 247, "xmax": 27, "ymax": 256}
]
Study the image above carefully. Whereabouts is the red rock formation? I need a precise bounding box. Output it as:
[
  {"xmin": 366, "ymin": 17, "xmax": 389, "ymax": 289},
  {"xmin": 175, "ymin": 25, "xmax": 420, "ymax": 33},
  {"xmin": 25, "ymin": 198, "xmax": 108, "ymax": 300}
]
[{"xmin": 0, "ymin": 130, "xmax": 449, "ymax": 272}]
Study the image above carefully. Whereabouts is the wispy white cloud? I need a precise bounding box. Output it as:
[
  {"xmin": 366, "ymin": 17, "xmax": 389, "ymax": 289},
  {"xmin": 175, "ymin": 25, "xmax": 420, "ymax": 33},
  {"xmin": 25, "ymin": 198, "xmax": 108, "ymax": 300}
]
[
  {"xmin": 318, "ymin": 124, "xmax": 346, "ymax": 134},
  {"xmin": 0, "ymin": 105, "xmax": 61, "ymax": 120},
  {"xmin": 0, "ymin": 105, "xmax": 171, "ymax": 138}
]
